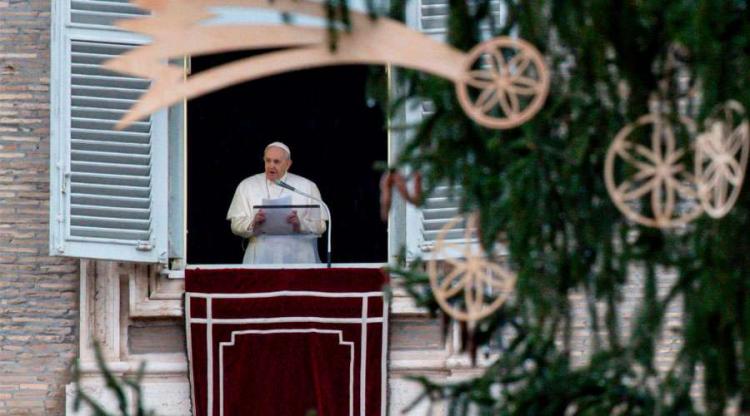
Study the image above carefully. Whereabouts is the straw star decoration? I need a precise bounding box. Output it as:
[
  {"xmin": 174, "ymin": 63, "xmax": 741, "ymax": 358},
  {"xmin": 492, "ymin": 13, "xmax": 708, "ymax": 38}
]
[
  {"xmin": 604, "ymin": 114, "xmax": 702, "ymax": 228},
  {"xmin": 695, "ymin": 101, "xmax": 750, "ymax": 218},
  {"xmin": 105, "ymin": 0, "xmax": 549, "ymax": 131},
  {"xmin": 427, "ymin": 214, "xmax": 516, "ymax": 325},
  {"xmin": 456, "ymin": 37, "xmax": 549, "ymax": 130}
]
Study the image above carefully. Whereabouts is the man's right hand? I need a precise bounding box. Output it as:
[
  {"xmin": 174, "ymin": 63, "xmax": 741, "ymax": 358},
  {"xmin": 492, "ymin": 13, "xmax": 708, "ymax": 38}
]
[{"xmin": 251, "ymin": 210, "xmax": 266, "ymax": 233}]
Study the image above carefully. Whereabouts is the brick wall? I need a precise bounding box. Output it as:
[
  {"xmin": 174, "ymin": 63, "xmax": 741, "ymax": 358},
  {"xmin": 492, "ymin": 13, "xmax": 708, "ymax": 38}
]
[{"xmin": 0, "ymin": 0, "xmax": 79, "ymax": 414}]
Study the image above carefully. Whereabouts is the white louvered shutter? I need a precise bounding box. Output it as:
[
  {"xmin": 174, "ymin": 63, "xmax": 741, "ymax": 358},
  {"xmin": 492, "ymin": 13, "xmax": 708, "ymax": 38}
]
[
  {"xmin": 404, "ymin": 0, "xmax": 465, "ymax": 258},
  {"xmin": 419, "ymin": 185, "xmax": 463, "ymax": 247},
  {"xmin": 418, "ymin": 0, "xmax": 448, "ymax": 36},
  {"xmin": 70, "ymin": 0, "xmax": 149, "ymax": 27},
  {"xmin": 404, "ymin": 0, "xmax": 506, "ymax": 258},
  {"xmin": 50, "ymin": 1, "xmax": 169, "ymax": 263}
]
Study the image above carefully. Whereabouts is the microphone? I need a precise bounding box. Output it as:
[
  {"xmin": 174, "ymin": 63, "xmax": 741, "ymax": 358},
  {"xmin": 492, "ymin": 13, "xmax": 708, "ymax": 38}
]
[
  {"xmin": 274, "ymin": 180, "xmax": 297, "ymax": 192},
  {"xmin": 275, "ymin": 179, "xmax": 332, "ymax": 268}
]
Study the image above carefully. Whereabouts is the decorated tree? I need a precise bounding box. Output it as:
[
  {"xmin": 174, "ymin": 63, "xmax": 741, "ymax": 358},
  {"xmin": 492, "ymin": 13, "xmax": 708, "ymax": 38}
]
[
  {"xmin": 381, "ymin": 0, "xmax": 750, "ymax": 414},
  {"xmin": 103, "ymin": 0, "xmax": 750, "ymax": 413}
]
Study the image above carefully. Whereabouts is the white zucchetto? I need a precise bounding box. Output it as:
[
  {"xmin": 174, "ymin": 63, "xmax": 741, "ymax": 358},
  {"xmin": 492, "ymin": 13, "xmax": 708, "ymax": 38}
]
[{"xmin": 265, "ymin": 141, "xmax": 291, "ymax": 159}]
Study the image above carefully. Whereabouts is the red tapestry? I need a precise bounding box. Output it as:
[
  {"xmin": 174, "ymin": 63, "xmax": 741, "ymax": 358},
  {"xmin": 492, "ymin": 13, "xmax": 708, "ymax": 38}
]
[{"xmin": 185, "ymin": 268, "xmax": 389, "ymax": 416}]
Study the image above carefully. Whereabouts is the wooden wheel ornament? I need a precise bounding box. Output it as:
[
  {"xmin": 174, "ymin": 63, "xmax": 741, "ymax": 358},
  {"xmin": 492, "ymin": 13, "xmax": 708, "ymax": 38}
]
[
  {"xmin": 695, "ymin": 101, "xmax": 750, "ymax": 218},
  {"xmin": 456, "ymin": 37, "xmax": 550, "ymax": 130},
  {"xmin": 427, "ymin": 214, "xmax": 516, "ymax": 324},
  {"xmin": 604, "ymin": 114, "xmax": 702, "ymax": 228},
  {"xmin": 106, "ymin": 0, "xmax": 549, "ymax": 131}
]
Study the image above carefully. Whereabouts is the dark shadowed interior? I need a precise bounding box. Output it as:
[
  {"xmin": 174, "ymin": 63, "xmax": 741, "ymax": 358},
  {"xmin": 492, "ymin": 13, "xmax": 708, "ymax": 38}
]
[{"xmin": 187, "ymin": 52, "xmax": 388, "ymax": 264}]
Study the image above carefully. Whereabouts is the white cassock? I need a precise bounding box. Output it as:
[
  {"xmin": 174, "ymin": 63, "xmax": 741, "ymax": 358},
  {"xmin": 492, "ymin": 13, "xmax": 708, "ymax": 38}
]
[{"xmin": 226, "ymin": 172, "xmax": 328, "ymax": 264}]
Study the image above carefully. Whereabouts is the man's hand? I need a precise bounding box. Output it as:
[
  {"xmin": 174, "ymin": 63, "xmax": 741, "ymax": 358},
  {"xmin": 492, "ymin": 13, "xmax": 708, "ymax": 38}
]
[
  {"xmin": 287, "ymin": 210, "xmax": 301, "ymax": 233},
  {"xmin": 251, "ymin": 210, "xmax": 266, "ymax": 234}
]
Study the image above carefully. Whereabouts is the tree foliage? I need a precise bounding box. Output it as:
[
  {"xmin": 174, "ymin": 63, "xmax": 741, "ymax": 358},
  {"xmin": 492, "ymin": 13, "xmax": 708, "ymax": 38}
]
[
  {"xmin": 71, "ymin": 342, "xmax": 154, "ymax": 416},
  {"xmin": 377, "ymin": 0, "xmax": 750, "ymax": 414}
]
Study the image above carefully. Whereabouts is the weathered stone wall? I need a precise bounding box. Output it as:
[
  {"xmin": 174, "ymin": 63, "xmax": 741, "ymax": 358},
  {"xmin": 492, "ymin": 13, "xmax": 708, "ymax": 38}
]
[{"xmin": 0, "ymin": 1, "xmax": 79, "ymax": 414}]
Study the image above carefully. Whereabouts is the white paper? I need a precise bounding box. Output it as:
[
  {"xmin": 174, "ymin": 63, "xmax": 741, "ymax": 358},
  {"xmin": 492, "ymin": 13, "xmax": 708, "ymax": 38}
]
[{"xmin": 254, "ymin": 195, "xmax": 294, "ymax": 235}]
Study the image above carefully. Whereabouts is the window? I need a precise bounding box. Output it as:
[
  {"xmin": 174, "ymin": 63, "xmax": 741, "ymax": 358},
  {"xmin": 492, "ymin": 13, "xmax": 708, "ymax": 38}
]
[
  {"xmin": 185, "ymin": 55, "xmax": 388, "ymax": 264},
  {"xmin": 49, "ymin": 0, "xmax": 461, "ymax": 265}
]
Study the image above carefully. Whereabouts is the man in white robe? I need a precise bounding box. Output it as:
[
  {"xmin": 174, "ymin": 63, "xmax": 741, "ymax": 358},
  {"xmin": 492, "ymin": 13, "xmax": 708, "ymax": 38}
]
[{"xmin": 226, "ymin": 142, "xmax": 328, "ymax": 264}]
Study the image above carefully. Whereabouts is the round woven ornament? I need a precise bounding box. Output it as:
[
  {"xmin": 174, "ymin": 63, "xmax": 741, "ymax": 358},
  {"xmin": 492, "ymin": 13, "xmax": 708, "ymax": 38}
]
[
  {"xmin": 427, "ymin": 214, "xmax": 516, "ymax": 324},
  {"xmin": 695, "ymin": 100, "xmax": 750, "ymax": 218},
  {"xmin": 604, "ymin": 114, "xmax": 702, "ymax": 228},
  {"xmin": 455, "ymin": 37, "xmax": 550, "ymax": 130}
]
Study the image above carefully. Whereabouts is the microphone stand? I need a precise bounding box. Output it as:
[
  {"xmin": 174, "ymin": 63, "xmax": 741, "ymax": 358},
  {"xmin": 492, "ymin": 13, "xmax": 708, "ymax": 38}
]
[{"xmin": 275, "ymin": 180, "xmax": 332, "ymax": 268}]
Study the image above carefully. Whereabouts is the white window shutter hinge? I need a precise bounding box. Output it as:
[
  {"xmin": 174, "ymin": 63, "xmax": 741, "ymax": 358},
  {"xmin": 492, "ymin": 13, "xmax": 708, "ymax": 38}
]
[
  {"xmin": 136, "ymin": 241, "xmax": 154, "ymax": 251},
  {"xmin": 63, "ymin": 169, "xmax": 70, "ymax": 193}
]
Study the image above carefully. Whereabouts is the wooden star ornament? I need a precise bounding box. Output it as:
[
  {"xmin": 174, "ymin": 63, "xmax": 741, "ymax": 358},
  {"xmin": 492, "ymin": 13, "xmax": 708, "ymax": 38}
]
[
  {"xmin": 105, "ymin": 0, "xmax": 550, "ymax": 130},
  {"xmin": 694, "ymin": 100, "xmax": 750, "ymax": 218},
  {"xmin": 604, "ymin": 114, "xmax": 702, "ymax": 228},
  {"xmin": 427, "ymin": 214, "xmax": 516, "ymax": 325}
]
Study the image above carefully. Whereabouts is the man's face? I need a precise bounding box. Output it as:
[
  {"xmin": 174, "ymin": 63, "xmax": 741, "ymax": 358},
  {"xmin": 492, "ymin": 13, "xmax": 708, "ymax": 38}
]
[{"xmin": 264, "ymin": 147, "xmax": 292, "ymax": 181}]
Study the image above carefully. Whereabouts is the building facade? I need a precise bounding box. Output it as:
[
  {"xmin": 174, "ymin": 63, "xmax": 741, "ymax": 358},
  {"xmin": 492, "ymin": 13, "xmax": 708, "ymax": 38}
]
[
  {"xmin": 0, "ymin": 1, "xmax": 683, "ymax": 415},
  {"xmin": 0, "ymin": 1, "xmax": 78, "ymax": 413}
]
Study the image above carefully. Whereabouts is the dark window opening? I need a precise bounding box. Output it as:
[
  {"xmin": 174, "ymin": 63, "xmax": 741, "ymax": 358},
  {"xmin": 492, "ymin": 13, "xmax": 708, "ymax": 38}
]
[{"xmin": 186, "ymin": 52, "xmax": 388, "ymax": 264}]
